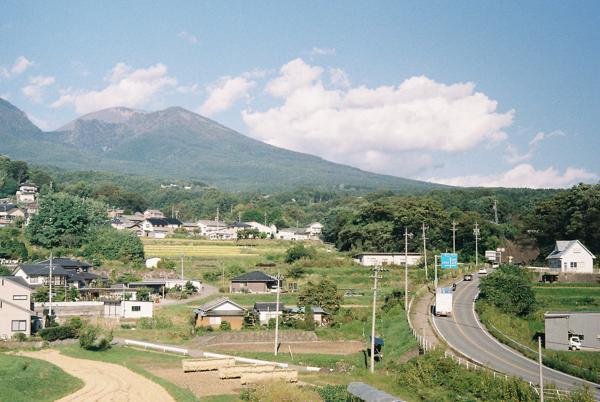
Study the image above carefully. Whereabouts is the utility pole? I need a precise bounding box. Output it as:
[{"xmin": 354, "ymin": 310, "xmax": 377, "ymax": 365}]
[
  {"xmin": 404, "ymin": 228, "xmax": 413, "ymax": 310},
  {"xmin": 48, "ymin": 252, "xmax": 53, "ymax": 318},
  {"xmin": 451, "ymin": 221, "xmax": 457, "ymax": 254},
  {"xmin": 421, "ymin": 223, "xmax": 428, "ymax": 281},
  {"xmin": 274, "ymin": 270, "xmax": 282, "ymax": 356},
  {"xmin": 370, "ymin": 266, "xmax": 384, "ymax": 373},
  {"xmin": 264, "ymin": 211, "xmax": 267, "ymax": 226},
  {"xmin": 538, "ymin": 336, "xmax": 544, "ymax": 402},
  {"xmin": 216, "ymin": 207, "xmax": 220, "ymax": 222},
  {"xmin": 493, "ymin": 199, "xmax": 499, "ymax": 225},
  {"xmin": 434, "ymin": 255, "xmax": 438, "ymax": 289},
  {"xmin": 238, "ymin": 211, "xmax": 241, "ymax": 223},
  {"xmin": 473, "ymin": 223, "xmax": 480, "ymax": 267}
]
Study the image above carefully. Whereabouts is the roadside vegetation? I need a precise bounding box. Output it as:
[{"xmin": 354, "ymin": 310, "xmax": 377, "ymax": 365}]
[
  {"xmin": 0, "ymin": 353, "xmax": 84, "ymax": 402},
  {"xmin": 477, "ymin": 265, "xmax": 600, "ymax": 383}
]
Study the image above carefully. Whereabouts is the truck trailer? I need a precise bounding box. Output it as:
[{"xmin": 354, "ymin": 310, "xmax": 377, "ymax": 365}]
[{"xmin": 435, "ymin": 288, "xmax": 453, "ymax": 317}]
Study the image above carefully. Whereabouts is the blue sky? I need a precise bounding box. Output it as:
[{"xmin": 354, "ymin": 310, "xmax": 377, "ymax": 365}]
[{"xmin": 1, "ymin": 1, "xmax": 599, "ymax": 188}]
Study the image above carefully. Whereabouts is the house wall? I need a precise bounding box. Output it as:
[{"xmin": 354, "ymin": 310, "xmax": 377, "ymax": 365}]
[
  {"xmin": 196, "ymin": 315, "xmax": 244, "ymax": 330},
  {"xmin": 121, "ymin": 301, "xmax": 153, "ymax": 318},
  {"xmin": 545, "ymin": 313, "xmax": 600, "ymax": 351},
  {"xmin": 559, "ymin": 246, "xmax": 594, "ymax": 273},
  {"xmin": 0, "ymin": 278, "xmax": 31, "ymax": 311},
  {"xmin": 0, "ymin": 302, "xmax": 31, "ymax": 338},
  {"xmin": 230, "ymin": 282, "xmax": 269, "ymax": 293},
  {"xmin": 258, "ymin": 310, "xmax": 282, "ymax": 324},
  {"xmin": 358, "ymin": 254, "xmax": 423, "ymax": 267}
]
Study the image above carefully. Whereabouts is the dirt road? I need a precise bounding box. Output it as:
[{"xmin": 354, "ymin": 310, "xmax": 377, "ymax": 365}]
[{"xmin": 20, "ymin": 349, "xmax": 175, "ymax": 402}]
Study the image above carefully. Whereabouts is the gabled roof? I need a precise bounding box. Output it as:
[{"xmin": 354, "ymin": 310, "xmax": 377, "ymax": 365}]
[
  {"xmin": 16, "ymin": 264, "xmax": 70, "ymax": 276},
  {"xmin": 546, "ymin": 240, "xmax": 596, "ymax": 260},
  {"xmin": 229, "ymin": 222, "xmax": 252, "ymax": 229},
  {"xmin": 37, "ymin": 258, "xmax": 92, "ymax": 269},
  {"xmin": 197, "ymin": 219, "xmax": 227, "ymax": 227},
  {"xmin": 278, "ymin": 227, "xmax": 309, "ymax": 235},
  {"xmin": 146, "ymin": 217, "xmax": 182, "ymax": 226},
  {"xmin": 194, "ymin": 297, "xmax": 246, "ymax": 316},
  {"xmin": 231, "ymin": 271, "xmax": 278, "ymax": 283},
  {"xmin": 253, "ymin": 302, "xmax": 284, "ymax": 312},
  {"xmin": 1, "ymin": 276, "xmax": 33, "ymax": 290}
]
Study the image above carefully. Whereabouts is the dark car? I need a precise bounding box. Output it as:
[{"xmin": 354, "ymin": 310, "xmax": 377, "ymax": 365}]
[
  {"xmin": 452, "ymin": 283, "xmax": 457, "ymax": 291},
  {"xmin": 463, "ymin": 274, "xmax": 473, "ymax": 281}
]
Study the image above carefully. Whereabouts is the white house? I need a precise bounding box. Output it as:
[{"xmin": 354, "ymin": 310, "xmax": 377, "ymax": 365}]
[
  {"xmin": 307, "ymin": 222, "xmax": 323, "ymax": 237},
  {"xmin": 354, "ymin": 252, "xmax": 423, "ymax": 267},
  {"xmin": 15, "ymin": 183, "xmax": 37, "ymax": 204},
  {"xmin": 253, "ymin": 302, "xmax": 284, "ymax": 325},
  {"xmin": 197, "ymin": 219, "xmax": 228, "ymax": 237},
  {"xmin": 0, "ymin": 276, "xmax": 35, "ymax": 338},
  {"xmin": 546, "ymin": 240, "xmax": 596, "ymax": 273},
  {"xmin": 246, "ymin": 221, "xmax": 277, "ymax": 237},
  {"xmin": 142, "ymin": 217, "xmax": 182, "ymax": 237},
  {"xmin": 276, "ymin": 228, "xmax": 311, "ymax": 241}
]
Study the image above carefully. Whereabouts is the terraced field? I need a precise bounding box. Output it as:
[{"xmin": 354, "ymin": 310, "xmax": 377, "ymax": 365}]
[{"xmin": 142, "ymin": 238, "xmax": 289, "ymax": 258}]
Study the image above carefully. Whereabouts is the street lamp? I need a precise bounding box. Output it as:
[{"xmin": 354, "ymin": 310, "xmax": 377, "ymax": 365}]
[{"xmin": 473, "ymin": 223, "xmax": 480, "ymax": 267}]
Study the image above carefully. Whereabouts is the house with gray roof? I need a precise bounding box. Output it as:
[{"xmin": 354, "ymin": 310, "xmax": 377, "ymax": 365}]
[
  {"xmin": 230, "ymin": 271, "xmax": 280, "ymax": 293},
  {"xmin": 546, "ymin": 240, "xmax": 595, "ymax": 273},
  {"xmin": 193, "ymin": 298, "xmax": 246, "ymax": 330}
]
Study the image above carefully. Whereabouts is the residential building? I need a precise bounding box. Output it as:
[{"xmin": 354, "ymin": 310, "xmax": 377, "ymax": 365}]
[
  {"xmin": 34, "ymin": 300, "xmax": 153, "ymax": 321},
  {"xmin": 0, "ymin": 203, "xmax": 25, "ymax": 226},
  {"xmin": 13, "ymin": 263, "xmax": 69, "ymax": 288},
  {"xmin": 546, "ymin": 240, "xmax": 596, "ymax": 273},
  {"xmin": 230, "ymin": 271, "xmax": 280, "ymax": 293},
  {"xmin": 15, "ymin": 183, "xmax": 37, "ymax": 204},
  {"xmin": 0, "ymin": 276, "xmax": 36, "ymax": 338},
  {"xmin": 285, "ymin": 306, "xmax": 330, "ymax": 326},
  {"xmin": 193, "ymin": 298, "xmax": 246, "ymax": 330},
  {"xmin": 197, "ymin": 219, "xmax": 228, "ymax": 237},
  {"xmin": 276, "ymin": 227, "xmax": 311, "ymax": 241},
  {"xmin": 353, "ymin": 252, "xmax": 423, "ymax": 267},
  {"xmin": 307, "ymin": 222, "xmax": 323, "ymax": 237},
  {"xmin": 545, "ymin": 312, "xmax": 600, "ymax": 351},
  {"xmin": 144, "ymin": 209, "xmax": 165, "ymax": 218},
  {"xmin": 142, "ymin": 217, "xmax": 182, "ymax": 237},
  {"xmin": 246, "ymin": 221, "xmax": 277, "ymax": 237},
  {"xmin": 253, "ymin": 302, "xmax": 284, "ymax": 324}
]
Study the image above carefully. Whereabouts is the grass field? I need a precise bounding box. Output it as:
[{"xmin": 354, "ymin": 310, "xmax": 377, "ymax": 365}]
[
  {"xmin": 59, "ymin": 344, "xmax": 199, "ymax": 402},
  {"xmin": 0, "ymin": 353, "xmax": 84, "ymax": 402}
]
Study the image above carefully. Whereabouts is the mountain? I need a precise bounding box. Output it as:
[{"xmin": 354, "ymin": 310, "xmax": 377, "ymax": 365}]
[{"xmin": 0, "ymin": 98, "xmax": 442, "ymax": 192}]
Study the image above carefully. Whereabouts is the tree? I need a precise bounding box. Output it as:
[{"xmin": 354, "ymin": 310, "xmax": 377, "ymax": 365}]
[
  {"xmin": 184, "ymin": 281, "xmax": 197, "ymax": 294},
  {"xmin": 26, "ymin": 193, "xmax": 108, "ymax": 248},
  {"xmin": 303, "ymin": 305, "xmax": 315, "ymax": 330},
  {"xmin": 0, "ymin": 228, "xmax": 28, "ymax": 260},
  {"xmin": 33, "ymin": 287, "xmax": 49, "ymax": 302},
  {"xmin": 298, "ymin": 279, "xmax": 342, "ymax": 314},
  {"xmin": 0, "ymin": 266, "xmax": 11, "ymax": 276},
  {"xmin": 479, "ymin": 265, "xmax": 536, "ymax": 316},
  {"xmin": 83, "ymin": 226, "xmax": 145, "ymax": 262},
  {"xmin": 285, "ymin": 243, "xmax": 315, "ymax": 263}
]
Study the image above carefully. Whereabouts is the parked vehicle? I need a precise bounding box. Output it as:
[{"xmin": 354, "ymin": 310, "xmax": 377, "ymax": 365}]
[
  {"xmin": 435, "ymin": 288, "xmax": 453, "ymax": 317},
  {"xmin": 569, "ymin": 336, "xmax": 582, "ymax": 351},
  {"xmin": 478, "ymin": 268, "xmax": 488, "ymax": 275},
  {"xmin": 463, "ymin": 274, "xmax": 473, "ymax": 281},
  {"xmin": 452, "ymin": 283, "xmax": 457, "ymax": 291}
]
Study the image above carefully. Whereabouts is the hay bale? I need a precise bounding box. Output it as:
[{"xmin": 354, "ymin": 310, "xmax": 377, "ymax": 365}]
[
  {"xmin": 219, "ymin": 364, "xmax": 277, "ymax": 379},
  {"xmin": 240, "ymin": 369, "xmax": 298, "ymax": 384},
  {"xmin": 182, "ymin": 358, "xmax": 235, "ymax": 372}
]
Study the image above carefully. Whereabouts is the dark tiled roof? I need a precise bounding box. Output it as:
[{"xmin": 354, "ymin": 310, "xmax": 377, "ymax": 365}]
[
  {"xmin": 38, "ymin": 258, "xmax": 92, "ymax": 269},
  {"xmin": 147, "ymin": 217, "xmax": 182, "ymax": 226},
  {"xmin": 231, "ymin": 271, "xmax": 277, "ymax": 282},
  {"xmin": 254, "ymin": 302, "xmax": 284, "ymax": 312},
  {"xmin": 17, "ymin": 264, "xmax": 69, "ymax": 276}
]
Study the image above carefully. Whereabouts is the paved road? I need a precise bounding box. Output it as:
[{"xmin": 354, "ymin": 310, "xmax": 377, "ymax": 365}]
[
  {"xmin": 157, "ymin": 283, "xmax": 218, "ymax": 306},
  {"xmin": 433, "ymin": 274, "xmax": 600, "ymax": 399}
]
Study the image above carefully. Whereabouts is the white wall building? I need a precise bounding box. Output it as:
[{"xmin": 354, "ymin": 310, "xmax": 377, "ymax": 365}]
[
  {"xmin": 546, "ymin": 240, "xmax": 596, "ymax": 273},
  {"xmin": 354, "ymin": 252, "xmax": 423, "ymax": 267},
  {"xmin": 246, "ymin": 221, "xmax": 277, "ymax": 237}
]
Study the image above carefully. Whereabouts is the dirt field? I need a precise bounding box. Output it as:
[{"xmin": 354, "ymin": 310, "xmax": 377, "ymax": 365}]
[
  {"xmin": 206, "ymin": 340, "xmax": 364, "ymax": 354},
  {"xmin": 20, "ymin": 349, "xmax": 175, "ymax": 402},
  {"xmin": 144, "ymin": 366, "xmax": 242, "ymax": 397}
]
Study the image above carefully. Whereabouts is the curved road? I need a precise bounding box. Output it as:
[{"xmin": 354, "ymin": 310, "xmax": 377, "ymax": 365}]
[{"xmin": 433, "ymin": 274, "xmax": 600, "ymax": 399}]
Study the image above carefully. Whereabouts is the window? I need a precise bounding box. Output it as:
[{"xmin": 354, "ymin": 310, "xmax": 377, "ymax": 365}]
[
  {"xmin": 570, "ymin": 262, "xmax": 578, "ymax": 268},
  {"xmin": 131, "ymin": 306, "xmax": 141, "ymax": 312},
  {"xmin": 13, "ymin": 295, "xmax": 27, "ymax": 301},
  {"xmin": 30, "ymin": 276, "xmax": 39, "ymax": 284},
  {"xmin": 11, "ymin": 320, "xmax": 26, "ymax": 332}
]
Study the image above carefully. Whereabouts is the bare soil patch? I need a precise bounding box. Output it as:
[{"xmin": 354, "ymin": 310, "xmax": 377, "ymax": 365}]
[{"xmin": 143, "ymin": 366, "xmax": 242, "ymax": 397}]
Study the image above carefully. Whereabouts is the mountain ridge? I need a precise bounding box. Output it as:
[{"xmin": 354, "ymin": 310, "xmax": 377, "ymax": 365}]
[{"xmin": 0, "ymin": 98, "xmax": 443, "ymax": 192}]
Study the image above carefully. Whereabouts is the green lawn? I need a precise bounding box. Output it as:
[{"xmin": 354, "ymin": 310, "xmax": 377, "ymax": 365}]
[
  {"xmin": 0, "ymin": 353, "xmax": 84, "ymax": 402},
  {"xmin": 59, "ymin": 344, "xmax": 199, "ymax": 402}
]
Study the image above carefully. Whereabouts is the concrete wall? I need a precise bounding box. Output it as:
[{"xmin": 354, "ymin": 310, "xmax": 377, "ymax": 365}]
[
  {"xmin": 122, "ymin": 301, "xmax": 153, "ymax": 318},
  {"xmin": 545, "ymin": 313, "xmax": 600, "ymax": 351}
]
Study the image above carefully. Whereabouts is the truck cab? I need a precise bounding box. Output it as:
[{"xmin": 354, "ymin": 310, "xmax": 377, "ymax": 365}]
[{"xmin": 569, "ymin": 336, "xmax": 582, "ymax": 351}]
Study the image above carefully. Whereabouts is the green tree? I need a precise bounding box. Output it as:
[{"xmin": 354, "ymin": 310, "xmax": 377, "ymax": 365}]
[
  {"xmin": 26, "ymin": 193, "xmax": 108, "ymax": 248},
  {"xmin": 285, "ymin": 243, "xmax": 315, "ymax": 263},
  {"xmin": 479, "ymin": 265, "xmax": 536, "ymax": 316},
  {"xmin": 0, "ymin": 228, "xmax": 28, "ymax": 260},
  {"xmin": 83, "ymin": 226, "xmax": 144, "ymax": 262},
  {"xmin": 298, "ymin": 279, "xmax": 342, "ymax": 314},
  {"xmin": 0, "ymin": 266, "xmax": 12, "ymax": 276},
  {"xmin": 33, "ymin": 287, "xmax": 49, "ymax": 302},
  {"xmin": 303, "ymin": 305, "xmax": 315, "ymax": 330}
]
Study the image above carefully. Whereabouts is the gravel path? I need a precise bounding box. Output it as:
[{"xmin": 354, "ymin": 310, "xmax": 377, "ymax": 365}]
[{"xmin": 20, "ymin": 349, "xmax": 175, "ymax": 402}]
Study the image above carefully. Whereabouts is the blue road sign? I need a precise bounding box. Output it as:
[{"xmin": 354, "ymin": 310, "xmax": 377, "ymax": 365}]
[{"xmin": 440, "ymin": 253, "xmax": 458, "ymax": 269}]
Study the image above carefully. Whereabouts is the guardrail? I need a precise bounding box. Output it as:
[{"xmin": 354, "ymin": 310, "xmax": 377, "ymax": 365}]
[
  {"xmin": 123, "ymin": 339, "xmax": 189, "ymax": 355},
  {"xmin": 406, "ymin": 283, "xmax": 435, "ymax": 352}
]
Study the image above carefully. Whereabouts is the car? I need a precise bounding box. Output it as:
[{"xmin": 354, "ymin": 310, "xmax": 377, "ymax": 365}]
[
  {"xmin": 463, "ymin": 274, "xmax": 473, "ymax": 281},
  {"xmin": 451, "ymin": 283, "xmax": 457, "ymax": 291},
  {"xmin": 478, "ymin": 268, "xmax": 488, "ymax": 275}
]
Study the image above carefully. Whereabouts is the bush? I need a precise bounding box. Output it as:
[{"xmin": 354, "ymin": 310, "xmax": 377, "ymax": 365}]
[
  {"xmin": 317, "ymin": 384, "xmax": 360, "ymax": 402},
  {"xmin": 285, "ymin": 244, "xmax": 316, "ymax": 264},
  {"xmin": 240, "ymin": 381, "xmax": 323, "ymax": 402},
  {"xmin": 12, "ymin": 332, "xmax": 27, "ymax": 342},
  {"xmin": 219, "ymin": 321, "xmax": 232, "ymax": 331},
  {"xmin": 39, "ymin": 325, "xmax": 77, "ymax": 342},
  {"xmin": 287, "ymin": 264, "xmax": 306, "ymax": 279},
  {"xmin": 479, "ymin": 265, "xmax": 536, "ymax": 316},
  {"xmin": 79, "ymin": 326, "xmax": 112, "ymax": 351}
]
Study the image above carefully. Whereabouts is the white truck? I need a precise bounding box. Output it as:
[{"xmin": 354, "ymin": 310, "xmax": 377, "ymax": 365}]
[
  {"xmin": 435, "ymin": 288, "xmax": 453, "ymax": 317},
  {"xmin": 569, "ymin": 335, "xmax": 582, "ymax": 351}
]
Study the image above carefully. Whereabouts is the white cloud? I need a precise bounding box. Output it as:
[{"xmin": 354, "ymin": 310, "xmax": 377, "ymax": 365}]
[
  {"xmin": 51, "ymin": 63, "xmax": 177, "ymax": 114},
  {"xmin": 504, "ymin": 130, "xmax": 567, "ymax": 165},
  {"xmin": 21, "ymin": 75, "xmax": 55, "ymax": 102},
  {"xmin": 242, "ymin": 58, "xmax": 514, "ymax": 176},
  {"xmin": 309, "ymin": 47, "xmax": 336, "ymax": 56},
  {"xmin": 329, "ymin": 68, "xmax": 350, "ymax": 88},
  {"xmin": 429, "ymin": 164, "xmax": 597, "ymax": 189},
  {"xmin": 11, "ymin": 56, "xmax": 33, "ymax": 75},
  {"xmin": 529, "ymin": 130, "xmax": 566, "ymax": 147},
  {"xmin": 198, "ymin": 75, "xmax": 256, "ymax": 116},
  {"xmin": 177, "ymin": 31, "xmax": 198, "ymax": 45}
]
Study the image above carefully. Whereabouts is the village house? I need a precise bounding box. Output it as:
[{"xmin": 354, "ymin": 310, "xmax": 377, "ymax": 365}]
[
  {"xmin": 246, "ymin": 221, "xmax": 277, "ymax": 237},
  {"xmin": 0, "ymin": 276, "xmax": 36, "ymax": 338},
  {"xmin": 307, "ymin": 222, "xmax": 323, "ymax": 237},
  {"xmin": 142, "ymin": 217, "xmax": 183, "ymax": 238},
  {"xmin": 197, "ymin": 219, "xmax": 229, "ymax": 237},
  {"xmin": 253, "ymin": 302, "xmax": 284, "ymax": 325},
  {"xmin": 193, "ymin": 298, "xmax": 246, "ymax": 330},
  {"xmin": 0, "ymin": 202, "xmax": 25, "ymax": 227},
  {"xmin": 230, "ymin": 271, "xmax": 280, "ymax": 293},
  {"xmin": 276, "ymin": 227, "xmax": 311, "ymax": 241},
  {"xmin": 546, "ymin": 240, "xmax": 596, "ymax": 273},
  {"xmin": 353, "ymin": 252, "xmax": 423, "ymax": 267},
  {"xmin": 285, "ymin": 306, "xmax": 330, "ymax": 326},
  {"xmin": 15, "ymin": 183, "xmax": 37, "ymax": 204},
  {"xmin": 12, "ymin": 258, "xmax": 105, "ymax": 289},
  {"xmin": 143, "ymin": 209, "xmax": 165, "ymax": 218}
]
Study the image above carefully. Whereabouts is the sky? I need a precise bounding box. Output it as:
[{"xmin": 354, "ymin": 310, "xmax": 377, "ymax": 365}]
[{"xmin": 1, "ymin": 1, "xmax": 599, "ymax": 188}]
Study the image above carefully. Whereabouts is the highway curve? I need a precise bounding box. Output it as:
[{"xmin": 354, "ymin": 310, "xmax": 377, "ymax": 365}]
[{"xmin": 432, "ymin": 274, "xmax": 600, "ymax": 400}]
